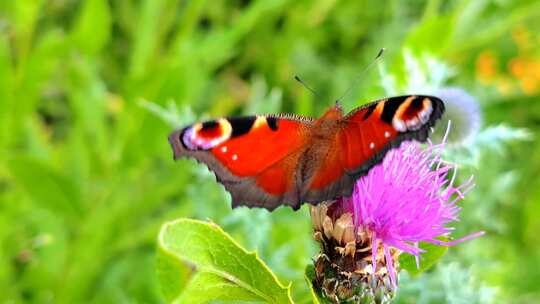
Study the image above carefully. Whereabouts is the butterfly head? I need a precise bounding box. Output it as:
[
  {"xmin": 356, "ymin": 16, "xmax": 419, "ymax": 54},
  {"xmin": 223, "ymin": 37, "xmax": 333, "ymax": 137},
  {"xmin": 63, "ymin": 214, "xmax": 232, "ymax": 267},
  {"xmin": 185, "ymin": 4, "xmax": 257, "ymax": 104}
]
[{"xmin": 318, "ymin": 103, "xmax": 345, "ymax": 122}]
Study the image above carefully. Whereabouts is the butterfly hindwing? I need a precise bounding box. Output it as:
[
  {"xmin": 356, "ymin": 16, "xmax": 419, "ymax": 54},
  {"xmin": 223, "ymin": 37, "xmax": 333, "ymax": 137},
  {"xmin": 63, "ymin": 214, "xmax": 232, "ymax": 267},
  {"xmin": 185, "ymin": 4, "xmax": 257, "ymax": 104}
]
[{"xmin": 169, "ymin": 115, "xmax": 313, "ymax": 210}]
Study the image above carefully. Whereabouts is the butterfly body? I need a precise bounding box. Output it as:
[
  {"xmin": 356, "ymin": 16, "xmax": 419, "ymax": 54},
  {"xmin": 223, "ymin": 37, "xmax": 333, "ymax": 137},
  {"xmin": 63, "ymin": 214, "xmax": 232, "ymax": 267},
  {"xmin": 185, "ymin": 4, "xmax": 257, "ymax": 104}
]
[{"xmin": 169, "ymin": 95, "xmax": 444, "ymax": 211}]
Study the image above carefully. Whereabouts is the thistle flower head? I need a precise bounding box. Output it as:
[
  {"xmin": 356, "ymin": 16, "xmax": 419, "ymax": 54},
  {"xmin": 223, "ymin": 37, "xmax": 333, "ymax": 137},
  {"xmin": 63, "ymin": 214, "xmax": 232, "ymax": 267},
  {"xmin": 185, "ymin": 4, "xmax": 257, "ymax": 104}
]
[{"xmin": 310, "ymin": 126, "xmax": 484, "ymax": 303}]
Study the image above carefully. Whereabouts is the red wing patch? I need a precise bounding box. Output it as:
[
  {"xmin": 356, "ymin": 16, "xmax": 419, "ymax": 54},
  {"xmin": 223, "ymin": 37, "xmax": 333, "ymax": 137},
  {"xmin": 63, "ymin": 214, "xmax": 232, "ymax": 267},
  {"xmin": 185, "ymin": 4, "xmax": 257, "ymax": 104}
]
[{"xmin": 210, "ymin": 118, "xmax": 307, "ymax": 177}]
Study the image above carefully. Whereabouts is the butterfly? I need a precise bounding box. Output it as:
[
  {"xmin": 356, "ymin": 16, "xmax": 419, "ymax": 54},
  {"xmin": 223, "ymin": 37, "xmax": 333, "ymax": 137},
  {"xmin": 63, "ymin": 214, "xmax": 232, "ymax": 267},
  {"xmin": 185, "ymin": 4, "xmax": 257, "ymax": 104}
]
[{"xmin": 169, "ymin": 95, "xmax": 444, "ymax": 211}]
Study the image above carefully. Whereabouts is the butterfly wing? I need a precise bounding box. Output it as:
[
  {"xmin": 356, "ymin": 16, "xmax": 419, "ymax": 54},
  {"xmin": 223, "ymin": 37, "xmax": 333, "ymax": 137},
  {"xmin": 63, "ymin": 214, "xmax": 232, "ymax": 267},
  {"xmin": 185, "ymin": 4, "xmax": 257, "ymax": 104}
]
[
  {"xmin": 302, "ymin": 95, "xmax": 445, "ymax": 202},
  {"xmin": 168, "ymin": 115, "xmax": 313, "ymax": 210}
]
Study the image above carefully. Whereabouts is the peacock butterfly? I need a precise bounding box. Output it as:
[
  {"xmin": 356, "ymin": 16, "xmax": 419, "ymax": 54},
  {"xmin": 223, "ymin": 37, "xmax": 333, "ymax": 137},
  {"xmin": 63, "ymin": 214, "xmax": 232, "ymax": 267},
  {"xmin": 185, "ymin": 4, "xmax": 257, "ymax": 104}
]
[{"xmin": 169, "ymin": 95, "xmax": 444, "ymax": 211}]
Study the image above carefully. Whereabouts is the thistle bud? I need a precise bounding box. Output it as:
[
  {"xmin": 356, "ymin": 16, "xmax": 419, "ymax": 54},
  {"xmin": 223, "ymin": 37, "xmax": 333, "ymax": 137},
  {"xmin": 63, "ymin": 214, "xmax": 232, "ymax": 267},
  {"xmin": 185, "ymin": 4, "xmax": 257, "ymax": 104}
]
[{"xmin": 311, "ymin": 201, "xmax": 398, "ymax": 304}]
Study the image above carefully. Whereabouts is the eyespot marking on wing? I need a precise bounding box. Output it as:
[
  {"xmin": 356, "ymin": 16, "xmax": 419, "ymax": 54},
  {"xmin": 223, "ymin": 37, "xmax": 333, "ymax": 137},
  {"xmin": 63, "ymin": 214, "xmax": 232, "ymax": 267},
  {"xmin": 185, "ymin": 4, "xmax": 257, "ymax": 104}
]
[
  {"xmin": 392, "ymin": 97, "xmax": 434, "ymax": 132},
  {"xmin": 181, "ymin": 118, "xmax": 233, "ymax": 150}
]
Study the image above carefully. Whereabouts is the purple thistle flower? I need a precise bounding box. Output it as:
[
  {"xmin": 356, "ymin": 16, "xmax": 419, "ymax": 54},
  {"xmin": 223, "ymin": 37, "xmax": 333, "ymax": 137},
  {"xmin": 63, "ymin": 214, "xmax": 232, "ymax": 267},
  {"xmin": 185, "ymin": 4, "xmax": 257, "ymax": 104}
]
[
  {"xmin": 340, "ymin": 138, "xmax": 483, "ymax": 285},
  {"xmin": 310, "ymin": 125, "xmax": 484, "ymax": 302}
]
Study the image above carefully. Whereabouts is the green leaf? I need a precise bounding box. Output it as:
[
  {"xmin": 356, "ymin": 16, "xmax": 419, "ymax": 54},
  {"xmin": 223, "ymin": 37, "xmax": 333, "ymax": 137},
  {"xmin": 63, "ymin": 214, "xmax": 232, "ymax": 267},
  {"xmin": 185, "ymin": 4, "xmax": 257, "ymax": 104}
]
[
  {"xmin": 156, "ymin": 245, "xmax": 192, "ymax": 302},
  {"xmin": 157, "ymin": 218, "xmax": 293, "ymax": 304},
  {"xmin": 399, "ymin": 241, "xmax": 448, "ymax": 276}
]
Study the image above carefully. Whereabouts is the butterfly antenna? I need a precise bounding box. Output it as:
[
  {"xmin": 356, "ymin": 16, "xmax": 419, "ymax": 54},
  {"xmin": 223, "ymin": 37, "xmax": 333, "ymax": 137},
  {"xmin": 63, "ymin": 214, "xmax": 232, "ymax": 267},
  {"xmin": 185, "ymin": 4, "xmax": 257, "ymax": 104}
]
[
  {"xmin": 294, "ymin": 75, "xmax": 321, "ymax": 99},
  {"xmin": 335, "ymin": 48, "xmax": 385, "ymax": 103}
]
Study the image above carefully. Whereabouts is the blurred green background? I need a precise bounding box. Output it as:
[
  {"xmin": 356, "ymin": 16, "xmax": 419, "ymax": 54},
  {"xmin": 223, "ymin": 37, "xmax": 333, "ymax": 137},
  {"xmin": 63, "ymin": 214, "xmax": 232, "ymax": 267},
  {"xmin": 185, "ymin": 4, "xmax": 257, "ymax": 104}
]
[{"xmin": 1, "ymin": 0, "xmax": 539, "ymax": 303}]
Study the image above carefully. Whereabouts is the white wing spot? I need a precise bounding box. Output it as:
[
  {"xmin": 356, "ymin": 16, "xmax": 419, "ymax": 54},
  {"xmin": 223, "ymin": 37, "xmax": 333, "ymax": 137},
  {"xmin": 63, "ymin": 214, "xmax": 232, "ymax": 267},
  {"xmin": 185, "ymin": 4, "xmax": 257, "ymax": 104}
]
[
  {"xmin": 221, "ymin": 146, "xmax": 228, "ymax": 153},
  {"xmin": 369, "ymin": 142, "xmax": 375, "ymax": 149},
  {"xmin": 392, "ymin": 118, "xmax": 407, "ymax": 132},
  {"xmin": 384, "ymin": 131, "xmax": 390, "ymax": 138},
  {"xmin": 232, "ymin": 154, "xmax": 238, "ymax": 161}
]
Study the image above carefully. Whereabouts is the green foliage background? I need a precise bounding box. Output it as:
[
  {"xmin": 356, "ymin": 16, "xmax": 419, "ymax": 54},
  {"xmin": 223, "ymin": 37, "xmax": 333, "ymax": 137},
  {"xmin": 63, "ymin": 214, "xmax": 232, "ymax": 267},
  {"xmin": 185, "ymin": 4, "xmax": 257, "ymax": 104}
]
[{"xmin": 1, "ymin": 0, "xmax": 539, "ymax": 303}]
